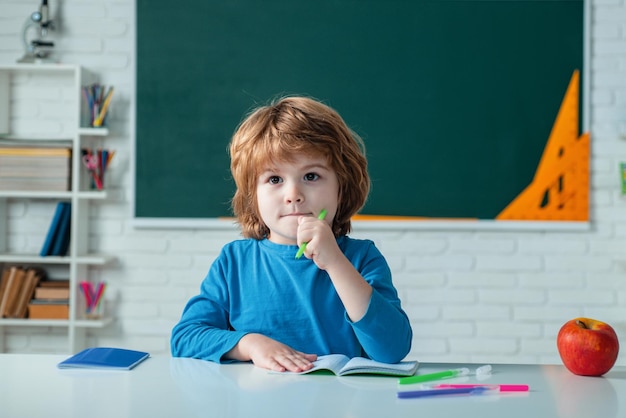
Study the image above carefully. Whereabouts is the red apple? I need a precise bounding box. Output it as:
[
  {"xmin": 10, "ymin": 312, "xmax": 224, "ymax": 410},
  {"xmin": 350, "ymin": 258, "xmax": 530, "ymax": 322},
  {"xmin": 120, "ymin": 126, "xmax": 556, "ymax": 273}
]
[{"xmin": 557, "ymin": 317, "xmax": 619, "ymax": 376}]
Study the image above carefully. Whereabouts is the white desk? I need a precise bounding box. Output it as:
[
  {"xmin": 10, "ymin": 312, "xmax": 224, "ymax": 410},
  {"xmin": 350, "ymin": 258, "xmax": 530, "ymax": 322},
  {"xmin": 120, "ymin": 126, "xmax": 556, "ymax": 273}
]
[{"xmin": 0, "ymin": 354, "xmax": 624, "ymax": 418}]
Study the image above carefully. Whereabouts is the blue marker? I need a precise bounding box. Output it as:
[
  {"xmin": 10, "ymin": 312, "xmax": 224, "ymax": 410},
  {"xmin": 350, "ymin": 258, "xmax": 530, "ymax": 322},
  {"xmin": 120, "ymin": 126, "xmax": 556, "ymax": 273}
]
[{"xmin": 397, "ymin": 386, "xmax": 493, "ymax": 399}]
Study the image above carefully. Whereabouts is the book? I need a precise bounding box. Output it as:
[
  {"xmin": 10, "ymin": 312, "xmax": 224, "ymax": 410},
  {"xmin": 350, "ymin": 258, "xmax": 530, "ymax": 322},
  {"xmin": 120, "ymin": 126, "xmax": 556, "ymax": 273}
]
[
  {"xmin": 51, "ymin": 202, "xmax": 71, "ymax": 256},
  {"xmin": 0, "ymin": 267, "xmax": 12, "ymax": 308},
  {"xmin": 0, "ymin": 146, "xmax": 72, "ymax": 157},
  {"xmin": 38, "ymin": 279, "xmax": 70, "ymax": 287},
  {"xmin": 278, "ymin": 354, "xmax": 419, "ymax": 377},
  {"xmin": 11, "ymin": 268, "xmax": 43, "ymax": 318},
  {"xmin": 0, "ymin": 156, "xmax": 70, "ymax": 177},
  {"xmin": 57, "ymin": 347, "xmax": 150, "ymax": 370},
  {"xmin": 0, "ymin": 144, "xmax": 72, "ymax": 192},
  {"xmin": 34, "ymin": 286, "xmax": 70, "ymax": 300},
  {"xmin": 40, "ymin": 202, "xmax": 69, "ymax": 257},
  {"xmin": 0, "ymin": 177, "xmax": 71, "ymax": 192},
  {"xmin": 0, "ymin": 266, "xmax": 25, "ymax": 318},
  {"xmin": 27, "ymin": 300, "xmax": 69, "ymax": 319}
]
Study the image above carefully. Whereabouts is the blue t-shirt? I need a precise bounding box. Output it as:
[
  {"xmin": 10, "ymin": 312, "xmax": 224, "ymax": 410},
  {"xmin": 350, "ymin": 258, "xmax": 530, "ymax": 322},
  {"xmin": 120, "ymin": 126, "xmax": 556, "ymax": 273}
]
[{"xmin": 171, "ymin": 236, "xmax": 412, "ymax": 363}]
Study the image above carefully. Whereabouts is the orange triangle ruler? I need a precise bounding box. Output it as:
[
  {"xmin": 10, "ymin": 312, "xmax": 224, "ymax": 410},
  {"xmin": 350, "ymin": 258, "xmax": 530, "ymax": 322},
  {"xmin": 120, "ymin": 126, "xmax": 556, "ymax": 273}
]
[{"xmin": 496, "ymin": 70, "xmax": 589, "ymax": 221}]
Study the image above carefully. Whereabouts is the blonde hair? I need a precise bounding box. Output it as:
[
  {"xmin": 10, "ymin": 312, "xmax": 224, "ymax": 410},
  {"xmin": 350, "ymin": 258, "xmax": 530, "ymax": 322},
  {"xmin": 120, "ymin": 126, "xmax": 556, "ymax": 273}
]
[{"xmin": 229, "ymin": 96, "xmax": 370, "ymax": 239}]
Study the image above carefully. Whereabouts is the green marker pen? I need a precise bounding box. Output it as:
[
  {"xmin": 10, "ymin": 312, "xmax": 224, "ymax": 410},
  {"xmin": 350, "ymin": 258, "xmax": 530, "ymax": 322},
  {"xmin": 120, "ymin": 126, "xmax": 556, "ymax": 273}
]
[
  {"xmin": 295, "ymin": 209, "xmax": 327, "ymax": 259},
  {"xmin": 398, "ymin": 367, "xmax": 470, "ymax": 385}
]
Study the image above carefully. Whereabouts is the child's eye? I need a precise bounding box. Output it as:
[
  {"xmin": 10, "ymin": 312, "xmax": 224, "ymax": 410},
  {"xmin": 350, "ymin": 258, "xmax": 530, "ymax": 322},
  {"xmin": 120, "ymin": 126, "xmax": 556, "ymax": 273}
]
[
  {"xmin": 304, "ymin": 173, "xmax": 319, "ymax": 181},
  {"xmin": 268, "ymin": 176, "xmax": 282, "ymax": 185}
]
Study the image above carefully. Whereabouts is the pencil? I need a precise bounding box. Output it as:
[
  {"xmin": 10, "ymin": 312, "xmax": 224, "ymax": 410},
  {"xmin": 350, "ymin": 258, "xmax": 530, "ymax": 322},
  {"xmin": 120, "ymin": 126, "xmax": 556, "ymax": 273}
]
[{"xmin": 93, "ymin": 87, "xmax": 114, "ymax": 127}]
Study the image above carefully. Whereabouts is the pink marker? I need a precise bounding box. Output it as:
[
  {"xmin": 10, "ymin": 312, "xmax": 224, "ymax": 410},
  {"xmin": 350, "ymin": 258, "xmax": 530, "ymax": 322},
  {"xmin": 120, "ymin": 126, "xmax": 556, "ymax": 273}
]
[{"xmin": 432, "ymin": 384, "xmax": 529, "ymax": 392}]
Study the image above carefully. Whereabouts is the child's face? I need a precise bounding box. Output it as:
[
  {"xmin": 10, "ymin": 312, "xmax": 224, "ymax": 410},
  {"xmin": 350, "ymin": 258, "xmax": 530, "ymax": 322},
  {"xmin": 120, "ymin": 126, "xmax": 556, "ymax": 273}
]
[{"xmin": 256, "ymin": 153, "xmax": 339, "ymax": 245}]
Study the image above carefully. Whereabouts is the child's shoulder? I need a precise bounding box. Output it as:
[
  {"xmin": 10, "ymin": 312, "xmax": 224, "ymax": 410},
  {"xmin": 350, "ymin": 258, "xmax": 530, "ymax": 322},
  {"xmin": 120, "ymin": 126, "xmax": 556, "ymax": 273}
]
[
  {"xmin": 213, "ymin": 239, "xmax": 262, "ymax": 266},
  {"xmin": 340, "ymin": 236, "xmax": 388, "ymax": 269},
  {"xmin": 340, "ymin": 235, "xmax": 375, "ymax": 248},
  {"xmin": 339, "ymin": 236, "xmax": 380, "ymax": 256},
  {"xmin": 220, "ymin": 238, "xmax": 282, "ymax": 256},
  {"xmin": 221, "ymin": 238, "xmax": 260, "ymax": 253}
]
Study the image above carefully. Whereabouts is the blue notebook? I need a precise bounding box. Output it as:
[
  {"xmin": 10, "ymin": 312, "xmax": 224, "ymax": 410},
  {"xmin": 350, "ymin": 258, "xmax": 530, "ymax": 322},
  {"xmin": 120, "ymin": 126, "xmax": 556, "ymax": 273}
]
[
  {"xmin": 57, "ymin": 347, "xmax": 150, "ymax": 370},
  {"xmin": 40, "ymin": 202, "xmax": 68, "ymax": 256},
  {"xmin": 51, "ymin": 202, "xmax": 71, "ymax": 256}
]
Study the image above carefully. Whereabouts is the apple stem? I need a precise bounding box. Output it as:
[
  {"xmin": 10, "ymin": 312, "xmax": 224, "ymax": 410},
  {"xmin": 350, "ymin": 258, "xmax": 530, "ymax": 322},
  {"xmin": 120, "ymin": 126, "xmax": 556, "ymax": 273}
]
[{"xmin": 576, "ymin": 319, "xmax": 588, "ymax": 329}]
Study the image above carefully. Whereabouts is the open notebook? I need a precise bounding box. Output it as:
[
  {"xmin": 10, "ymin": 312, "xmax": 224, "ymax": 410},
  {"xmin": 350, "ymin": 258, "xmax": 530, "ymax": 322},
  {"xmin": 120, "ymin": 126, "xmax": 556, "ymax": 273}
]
[{"xmin": 276, "ymin": 354, "xmax": 418, "ymax": 377}]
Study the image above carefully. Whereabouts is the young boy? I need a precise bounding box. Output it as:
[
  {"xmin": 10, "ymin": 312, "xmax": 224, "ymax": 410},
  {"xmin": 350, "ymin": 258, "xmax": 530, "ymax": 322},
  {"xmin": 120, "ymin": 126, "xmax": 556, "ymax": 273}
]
[{"xmin": 171, "ymin": 96, "xmax": 412, "ymax": 372}]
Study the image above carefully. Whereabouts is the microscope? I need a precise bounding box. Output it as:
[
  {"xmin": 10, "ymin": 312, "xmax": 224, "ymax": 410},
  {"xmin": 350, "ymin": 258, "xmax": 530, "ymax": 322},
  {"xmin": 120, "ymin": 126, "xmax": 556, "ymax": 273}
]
[{"xmin": 17, "ymin": 0, "xmax": 55, "ymax": 63}]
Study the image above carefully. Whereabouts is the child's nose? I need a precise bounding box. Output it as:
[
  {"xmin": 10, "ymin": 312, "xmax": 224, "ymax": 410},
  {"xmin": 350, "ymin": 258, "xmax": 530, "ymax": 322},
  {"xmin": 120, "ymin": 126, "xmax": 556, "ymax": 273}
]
[{"xmin": 285, "ymin": 183, "xmax": 304, "ymax": 203}]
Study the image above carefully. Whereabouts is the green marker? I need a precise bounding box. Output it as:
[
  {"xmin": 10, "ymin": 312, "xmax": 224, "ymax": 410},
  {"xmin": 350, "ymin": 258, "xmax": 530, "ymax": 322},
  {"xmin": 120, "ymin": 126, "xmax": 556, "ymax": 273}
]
[
  {"xmin": 398, "ymin": 367, "xmax": 470, "ymax": 385},
  {"xmin": 295, "ymin": 209, "xmax": 327, "ymax": 259}
]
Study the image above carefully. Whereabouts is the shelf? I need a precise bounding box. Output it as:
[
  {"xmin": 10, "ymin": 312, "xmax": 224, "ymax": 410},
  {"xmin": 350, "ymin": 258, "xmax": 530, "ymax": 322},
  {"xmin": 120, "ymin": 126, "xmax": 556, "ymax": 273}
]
[
  {"xmin": 78, "ymin": 127, "xmax": 109, "ymax": 137},
  {"xmin": 73, "ymin": 254, "xmax": 116, "ymax": 266},
  {"xmin": 0, "ymin": 63, "xmax": 79, "ymax": 73},
  {"xmin": 0, "ymin": 64, "xmax": 115, "ymax": 353},
  {"xmin": 0, "ymin": 191, "xmax": 73, "ymax": 199},
  {"xmin": 0, "ymin": 129, "xmax": 109, "ymax": 140},
  {"xmin": 76, "ymin": 189, "xmax": 115, "ymax": 200},
  {"xmin": 0, "ymin": 136, "xmax": 73, "ymax": 143},
  {"xmin": 0, "ymin": 317, "xmax": 113, "ymax": 328},
  {"xmin": 0, "ymin": 253, "xmax": 115, "ymax": 266},
  {"xmin": 75, "ymin": 317, "xmax": 115, "ymax": 328},
  {"xmin": 0, "ymin": 190, "xmax": 113, "ymax": 199}
]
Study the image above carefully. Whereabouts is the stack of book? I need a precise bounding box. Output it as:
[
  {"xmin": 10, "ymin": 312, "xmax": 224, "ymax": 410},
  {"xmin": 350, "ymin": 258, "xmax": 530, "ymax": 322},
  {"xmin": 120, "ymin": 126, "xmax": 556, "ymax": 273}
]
[
  {"xmin": 27, "ymin": 279, "xmax": 70, "ymax": 320},
  {"xmin": 0, "ymin": 142, "xmax": 72, "ymax": 192},
  {"xmin": 0, "ymin": 266, "xmax": 45, "ymax": 318},
  {"xmin": 40, "ymin": 201, "xmax": 72, "ymax": 256}
]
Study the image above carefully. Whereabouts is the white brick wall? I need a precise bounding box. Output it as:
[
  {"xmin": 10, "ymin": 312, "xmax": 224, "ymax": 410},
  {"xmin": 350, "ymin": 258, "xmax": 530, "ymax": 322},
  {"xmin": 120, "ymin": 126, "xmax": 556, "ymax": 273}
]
[{"xmin": 1, "ymin": 0, "xmax": 625, "ymax": 365}]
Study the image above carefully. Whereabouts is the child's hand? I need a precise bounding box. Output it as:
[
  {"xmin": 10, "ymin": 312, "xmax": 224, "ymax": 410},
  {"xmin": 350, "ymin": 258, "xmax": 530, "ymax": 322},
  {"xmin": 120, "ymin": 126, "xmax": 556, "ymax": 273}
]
[
  {"xmin": 296, "ymin": 215, "xmax": 343, "ymax": 269},
  {"xmin": 237, "ymin": 333, "xmax": 317, "ymax": 372}
]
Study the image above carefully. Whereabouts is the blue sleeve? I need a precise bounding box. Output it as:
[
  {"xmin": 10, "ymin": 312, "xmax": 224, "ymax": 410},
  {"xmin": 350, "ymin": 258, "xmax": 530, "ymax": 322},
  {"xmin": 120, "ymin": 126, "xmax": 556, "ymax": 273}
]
[
  {"xmin": 170, "ymin": 250, "xmax": 247, "ymax": 362},
  {"xmin": 350, "ymin": 291, "xmax": 413, "ymax": 363},
  {"xmin": 346, "ymin": 240, "xmax": 413, "ymax": 363}
]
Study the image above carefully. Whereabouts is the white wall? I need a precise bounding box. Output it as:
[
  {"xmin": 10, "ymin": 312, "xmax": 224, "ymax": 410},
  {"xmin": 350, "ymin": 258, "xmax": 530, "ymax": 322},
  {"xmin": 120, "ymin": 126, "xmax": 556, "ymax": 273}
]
[{"xmin": 0, "ymin": 0, "xmax": 625, "ymax": 365}]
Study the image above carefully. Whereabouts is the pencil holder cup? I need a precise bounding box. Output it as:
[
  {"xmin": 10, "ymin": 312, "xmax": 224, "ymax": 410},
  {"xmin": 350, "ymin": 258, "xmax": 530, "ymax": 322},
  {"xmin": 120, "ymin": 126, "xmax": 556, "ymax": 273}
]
[
  {"xmin": 79, "ymin": 280, "xmax": 106, "ymax": 319},
  {"xmin": 81, "ymin": 84, "xmax": 114, "ymax": 128},
  {"xmin": 80, "ymin": 148, "xmax": 115, "ymax": 191},
  {"xmin": 85, "ymin": 300, "xmax": 104, "ymax": 320}
]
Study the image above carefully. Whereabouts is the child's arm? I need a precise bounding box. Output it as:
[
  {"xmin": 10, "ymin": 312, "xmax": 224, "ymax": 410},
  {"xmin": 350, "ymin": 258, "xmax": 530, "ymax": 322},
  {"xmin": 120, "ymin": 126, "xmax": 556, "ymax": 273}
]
[
  {"xmin": 171, "ymin": 243, "xmax": 319, "ymax": 371},
  {"xmin": 297, "ymin": 218, "xmax": 412, "ymax": 363},
  {"xmin": 172, "ymin": 290, "xmax": 317, "ymax": 371},
  {"xmin": 170, "ymin": 252, "xmax": 247, "ymax": 362},
  {"xmin": 170, "ymin": 291, "xmax": 246, "ymax": 362},
  {"xmin": 297, "ymin": 216, "xmax": 373, "ymax": 321}
]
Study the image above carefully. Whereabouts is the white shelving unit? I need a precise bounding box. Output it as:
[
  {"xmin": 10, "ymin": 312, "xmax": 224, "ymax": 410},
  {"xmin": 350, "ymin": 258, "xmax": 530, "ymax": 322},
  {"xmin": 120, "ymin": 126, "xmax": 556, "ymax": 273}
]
[{"xmin": 0, "ymin": 64, "xmax": 115, "ymax": 353}]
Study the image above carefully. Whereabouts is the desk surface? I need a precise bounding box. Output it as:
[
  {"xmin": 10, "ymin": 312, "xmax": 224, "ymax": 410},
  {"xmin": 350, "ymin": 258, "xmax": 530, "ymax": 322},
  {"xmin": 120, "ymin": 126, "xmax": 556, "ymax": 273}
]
[{"xmin": 0, "ymin": 354, "xmax": 624, "ymax": 418}]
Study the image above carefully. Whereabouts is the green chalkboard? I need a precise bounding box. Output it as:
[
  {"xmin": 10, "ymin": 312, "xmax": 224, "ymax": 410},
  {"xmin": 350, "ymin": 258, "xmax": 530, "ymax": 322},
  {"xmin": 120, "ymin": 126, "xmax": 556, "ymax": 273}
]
[{"xmin": 136, "ymin": 0, "xmax": 584, "ymax": 220}]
